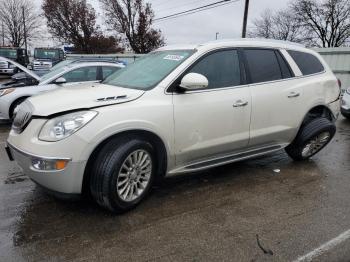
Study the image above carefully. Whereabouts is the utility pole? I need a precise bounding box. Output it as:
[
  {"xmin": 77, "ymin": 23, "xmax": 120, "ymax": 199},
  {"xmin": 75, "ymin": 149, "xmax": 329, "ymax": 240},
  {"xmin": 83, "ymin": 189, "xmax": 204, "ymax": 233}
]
[
  {"xmin": 241, "ymin": 0, "xmax": 250, "ymax": 38},
  {"xmin": 1, "ymin": 22, "xmax": 4, "ymax": 47},
  {"xmin": 22, "ymin": 6, "xmax": 28, "ymax": 51},
  {"xmin": 216, "ymin": 32, "xmax": 219, "ymax": 40}
]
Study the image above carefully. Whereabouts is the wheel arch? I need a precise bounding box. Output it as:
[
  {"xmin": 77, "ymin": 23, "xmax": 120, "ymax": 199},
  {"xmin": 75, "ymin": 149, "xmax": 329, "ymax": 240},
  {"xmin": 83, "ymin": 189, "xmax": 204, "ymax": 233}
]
[
  {"xmin": 9, "ymin": 96, "xmax": 30, "ymax": 119},
  {"xmin": 82, "ymin": 129, "xmax": 168, "ymax": 195},
  {"xmin": 291, "ymin": 104, "xmax": 335, "ymax": 143},
  {"xmin": 302, "ymin": 105, "xmax": 335, "ymax": 125}
]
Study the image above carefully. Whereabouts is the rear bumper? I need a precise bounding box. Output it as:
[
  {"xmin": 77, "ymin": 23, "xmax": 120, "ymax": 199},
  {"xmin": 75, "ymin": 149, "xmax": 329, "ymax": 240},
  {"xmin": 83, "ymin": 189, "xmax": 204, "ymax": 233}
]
[{"xmin": 328, "ymin": 99, "xmax": 341, "ymax": 121}]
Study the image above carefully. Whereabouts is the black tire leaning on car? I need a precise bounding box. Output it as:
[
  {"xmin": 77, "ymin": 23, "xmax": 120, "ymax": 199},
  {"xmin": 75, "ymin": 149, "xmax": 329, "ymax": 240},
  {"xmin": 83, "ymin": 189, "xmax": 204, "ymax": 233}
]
[
  {"xmin": 285, "ymin": 117, "xmax": 336, "ymax": 161},
  {"xmin": 90, "ymin": 136, "xmax": 156, "ymax": 213}
]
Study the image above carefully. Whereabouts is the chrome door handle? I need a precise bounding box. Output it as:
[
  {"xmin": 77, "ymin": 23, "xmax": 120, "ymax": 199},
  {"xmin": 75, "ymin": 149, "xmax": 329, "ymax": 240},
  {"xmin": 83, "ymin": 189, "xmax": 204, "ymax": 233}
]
[
  {"xmin": 233, "ymin": 100, "xmax": 248, "ymax": 107},
  {"xmin": 288, "ymin": 92, "xmax": 300, "ymax": 98}
]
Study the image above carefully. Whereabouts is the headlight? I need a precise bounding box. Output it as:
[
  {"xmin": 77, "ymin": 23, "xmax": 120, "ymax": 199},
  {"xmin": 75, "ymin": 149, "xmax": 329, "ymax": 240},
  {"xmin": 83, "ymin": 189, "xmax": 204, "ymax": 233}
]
[
  {"xmin": 346, "ymin": 88, "xmax": 350, "ymax": 95},
  {"xmin": 39, "ymin": 111, "xmax": 98, "ymax": 142},
  {"xmin": 8, "ymin": 64, "xmax": 15, "ymax": 69},
  {"xmin": 0, "ymin": 88, "xmax": 15, "ymax": 97}
]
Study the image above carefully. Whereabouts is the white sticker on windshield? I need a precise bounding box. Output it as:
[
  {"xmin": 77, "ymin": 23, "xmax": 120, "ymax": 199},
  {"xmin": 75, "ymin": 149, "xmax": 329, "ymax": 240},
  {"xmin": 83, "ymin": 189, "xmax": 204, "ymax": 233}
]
[{"xmin": 163, "ymin": 55, "xmax": 185, "ymax": 61}]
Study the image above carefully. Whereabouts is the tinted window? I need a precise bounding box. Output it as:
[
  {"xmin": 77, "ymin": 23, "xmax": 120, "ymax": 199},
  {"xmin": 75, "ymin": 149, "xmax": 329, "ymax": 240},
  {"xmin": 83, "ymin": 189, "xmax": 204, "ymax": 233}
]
[
  {"xmin": 288, "ymin": 50, "xmax": 324, "ymax": 75},
  {"xmin": 62, "ymin": 66, "xmax": 98, "ymax": 83},
  {"xmin": 275, "ymin": 51, "xmax": 293, "ymax": 78},
  {"xmin": 188, "ymin": 50, "xmax": 241, "ymax": 89},
  {"xmin": 244, "ymin": 49, "xmax": 282, "ymax": 83},
  {"xmin": 102, "ymin": 66, "xmax": 120, "ymax": 79}
]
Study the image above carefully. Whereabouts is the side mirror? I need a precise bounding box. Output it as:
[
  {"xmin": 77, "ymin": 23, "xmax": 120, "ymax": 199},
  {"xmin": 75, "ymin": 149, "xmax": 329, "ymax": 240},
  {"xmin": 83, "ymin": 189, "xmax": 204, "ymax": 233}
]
[
  {"xmin": 179, "ymin": 73, "xmax": 208, "ymax": 91},
  {"xmin": 54, "ymin": 77, "xmax": 67, "ymax": 84}
]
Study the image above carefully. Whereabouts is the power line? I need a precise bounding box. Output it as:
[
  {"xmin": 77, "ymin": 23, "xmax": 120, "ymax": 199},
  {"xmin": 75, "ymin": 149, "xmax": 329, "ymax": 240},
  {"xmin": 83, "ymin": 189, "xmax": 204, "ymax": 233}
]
[
  {"xmin": 156, "ymin": 0, "xmax": 213, "ymax": 14},
  {"xmin": 154, "ymin": 0, "xmax": 239, "ymax": 23},
  {"xmin": 154, "ymin": 0, "xmax": 237, "ymax": 22}
]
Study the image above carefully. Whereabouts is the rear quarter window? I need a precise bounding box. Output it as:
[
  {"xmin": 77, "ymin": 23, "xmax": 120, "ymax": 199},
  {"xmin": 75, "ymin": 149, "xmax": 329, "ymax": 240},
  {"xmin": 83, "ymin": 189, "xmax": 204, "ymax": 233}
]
[{"xmin": 287, "ymin": 50, "xmax": 324, "ymax": 75}]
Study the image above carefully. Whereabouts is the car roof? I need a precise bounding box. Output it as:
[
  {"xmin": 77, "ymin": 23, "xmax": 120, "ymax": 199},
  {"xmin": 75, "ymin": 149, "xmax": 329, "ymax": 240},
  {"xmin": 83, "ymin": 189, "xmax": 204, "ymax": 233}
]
[{"xmin": 157, "ymin": 38, "xmax": 310, "ymax": 53}]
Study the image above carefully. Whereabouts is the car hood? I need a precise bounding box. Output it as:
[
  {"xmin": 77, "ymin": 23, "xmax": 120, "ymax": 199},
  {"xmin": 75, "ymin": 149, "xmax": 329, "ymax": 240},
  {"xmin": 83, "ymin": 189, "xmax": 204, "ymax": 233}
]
[
  {"xmin": 0, "ymin": 56, "xmax": 41, "ymax": 81},
  {"xmin": 28, "ymin": 83, "xmax": 145, "ymax": 116}
]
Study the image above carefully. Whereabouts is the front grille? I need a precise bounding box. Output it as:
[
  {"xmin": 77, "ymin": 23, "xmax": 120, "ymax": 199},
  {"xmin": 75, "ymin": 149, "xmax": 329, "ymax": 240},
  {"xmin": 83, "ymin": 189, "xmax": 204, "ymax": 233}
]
[
  {"xmin": 12, "ymin": 100, "xmax": 33, "ymax": 133},
  {"xmin": 33, "ymin": 63, "xmax": 52, "ymax": 71}
]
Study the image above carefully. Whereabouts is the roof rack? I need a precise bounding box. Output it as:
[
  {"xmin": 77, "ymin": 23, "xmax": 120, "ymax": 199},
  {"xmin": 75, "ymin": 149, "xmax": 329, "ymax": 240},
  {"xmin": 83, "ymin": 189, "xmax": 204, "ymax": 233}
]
[{"xmin": 204, "ymin": 38, "xmax": 305, "ymax": 47}]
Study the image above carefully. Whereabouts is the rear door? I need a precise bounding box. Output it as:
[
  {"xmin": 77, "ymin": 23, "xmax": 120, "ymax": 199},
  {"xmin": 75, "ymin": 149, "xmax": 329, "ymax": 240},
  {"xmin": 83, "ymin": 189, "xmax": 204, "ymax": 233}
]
[
  {"xmin": 244, "ymin": 48, "xmax": 304, "ymax": 147},
  {"xmin": 172, "ymin": 49, "xmax": 251, "ymax": 167}
]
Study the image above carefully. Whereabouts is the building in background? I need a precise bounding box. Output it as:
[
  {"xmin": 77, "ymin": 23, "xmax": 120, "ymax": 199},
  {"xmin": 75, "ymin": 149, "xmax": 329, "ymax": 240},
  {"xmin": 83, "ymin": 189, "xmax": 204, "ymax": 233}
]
[{"xmin": 314, "ymin": 47, "xmax": 350, "ymax": 90}]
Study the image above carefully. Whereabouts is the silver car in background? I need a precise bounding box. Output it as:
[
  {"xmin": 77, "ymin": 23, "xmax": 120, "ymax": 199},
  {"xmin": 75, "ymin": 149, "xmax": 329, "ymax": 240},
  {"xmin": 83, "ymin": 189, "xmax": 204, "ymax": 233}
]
[
  {"xmin": 341, "ymin": 87, "xmax": 350, "ymax": 119},
  {"xmin": 0, "ymin": 57, "xmax": 124, "ymax": 120}
]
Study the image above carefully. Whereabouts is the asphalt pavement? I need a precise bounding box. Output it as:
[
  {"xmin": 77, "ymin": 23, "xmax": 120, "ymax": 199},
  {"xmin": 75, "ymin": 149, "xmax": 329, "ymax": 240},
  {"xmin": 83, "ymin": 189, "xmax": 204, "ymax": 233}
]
[{"xmin": 0, "ymin": 118, "xmax": 350, "ymax": 262}]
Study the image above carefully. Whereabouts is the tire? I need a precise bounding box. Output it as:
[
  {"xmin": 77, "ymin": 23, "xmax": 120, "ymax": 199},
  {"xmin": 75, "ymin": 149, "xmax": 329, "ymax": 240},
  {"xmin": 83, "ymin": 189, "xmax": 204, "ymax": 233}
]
[
  {"xmin": 9, "ymin": 97, "xmax": 27, "ymax": 120},
  {"xmin": 285, "ymin": 117, "xmax": 336, "ymax": 161},
  {"xmin": 90, "ymin": 137, "xmax": 156, "ymax": 213}
]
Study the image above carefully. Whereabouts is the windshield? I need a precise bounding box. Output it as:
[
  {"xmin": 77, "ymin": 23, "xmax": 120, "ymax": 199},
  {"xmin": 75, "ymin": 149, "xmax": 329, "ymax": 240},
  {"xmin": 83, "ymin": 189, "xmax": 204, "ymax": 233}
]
[
  {"xmin": 35, "ymin": 49, "xmax": 60, "ymax": 59},
  {"xmin": 0, "ymin": 49, "xmax": 17, "ymax": 59},
  {"xmin": 103, "ymin": 50, "xmax": 195, "ymax": 90},
  {"xmin": 40, "ymin": 65, "xmax": 68, "ymax": 82}
]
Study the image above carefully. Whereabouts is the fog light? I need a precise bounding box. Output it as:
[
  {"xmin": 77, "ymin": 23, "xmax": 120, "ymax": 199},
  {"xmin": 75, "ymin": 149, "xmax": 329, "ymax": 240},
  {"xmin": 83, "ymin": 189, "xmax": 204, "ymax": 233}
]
[{"xmin": 32, "ymin": 159, "xmax": 69, "ymax": 171}]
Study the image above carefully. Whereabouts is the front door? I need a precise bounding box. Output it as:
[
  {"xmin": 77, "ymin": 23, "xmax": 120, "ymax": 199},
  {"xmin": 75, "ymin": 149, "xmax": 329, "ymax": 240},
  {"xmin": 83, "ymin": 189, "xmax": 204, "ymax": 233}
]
[{"xmin": 173, "ymin": 49, "xmax": 251, "ymax": 167}]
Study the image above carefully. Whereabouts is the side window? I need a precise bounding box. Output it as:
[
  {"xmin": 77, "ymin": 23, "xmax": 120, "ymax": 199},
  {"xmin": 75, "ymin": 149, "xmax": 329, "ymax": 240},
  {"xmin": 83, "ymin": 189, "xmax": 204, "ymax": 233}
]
[
  {"xmin": 102, "ymin": 66, "xmax": 120, "ymax": 79},
  {"xmin": 62, "ymin": 66, "xmax": 98, "ymax": 83},
  {"xmin": 188, "ymin": 50, "xmax": 241, "ymax": 89},
  {"xmin": 244, "ymin": 49, "xmax": 282, "ymax": 83},
  {"xmin": 287, "ymin": 50, "xmax": 324, "ymax": 75},
  {"xmin": 275, "ymin": 51, "xmax": 293, "ymax": 79}
]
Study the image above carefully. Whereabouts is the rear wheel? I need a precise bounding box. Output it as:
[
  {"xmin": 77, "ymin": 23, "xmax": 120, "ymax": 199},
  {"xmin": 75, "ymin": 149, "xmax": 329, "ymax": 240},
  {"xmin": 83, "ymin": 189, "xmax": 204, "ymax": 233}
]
[
  {"xmin": 285, "ymin": 118, "xmax": 336, "ymax": 161},
  {"xmin": 90, "ymin": 137, "xmax": 156, "ymax": 213}
]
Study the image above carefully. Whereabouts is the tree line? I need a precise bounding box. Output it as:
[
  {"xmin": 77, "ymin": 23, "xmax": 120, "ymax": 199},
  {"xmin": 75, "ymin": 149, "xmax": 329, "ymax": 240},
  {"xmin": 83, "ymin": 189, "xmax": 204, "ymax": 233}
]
[
  {"xmin": 249, "ymin": 0, "xmax": 350, "ymax": 47},
  {"xmin": 0, "ymin": 0, "xmax": 165, "ymax": 54},
  {"xmin": 1, "ymin": 0, "xmax": 349, "ymax": 53}
]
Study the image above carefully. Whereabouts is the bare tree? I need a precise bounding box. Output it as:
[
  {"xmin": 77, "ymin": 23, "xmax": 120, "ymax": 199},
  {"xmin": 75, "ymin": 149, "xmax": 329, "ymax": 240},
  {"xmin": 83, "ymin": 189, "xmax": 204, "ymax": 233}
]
[
  {"xmin": 43, "ymin": 0, "xmax": 122, "ymax": 53},
  {"xmin": 292, "ymin": 0, "xmax": 350, "ymax": 47},
  {"xmin": 248, "ymin": 9, "xmax": 274, "ymax": 39},
  {"xmin": 249, "ymin": 8, "xmax": 305, "ymax": 43},
  {"xmin": 88, "ymin": 34, "xmax": 124, "ymax": 54},
  {"xmin": 99, "ymin": 0, "xmax": 165, "ymax": 53},
  {"xmin": 0, "ymin": 0, "xmax": 41, "ymax": 47}
]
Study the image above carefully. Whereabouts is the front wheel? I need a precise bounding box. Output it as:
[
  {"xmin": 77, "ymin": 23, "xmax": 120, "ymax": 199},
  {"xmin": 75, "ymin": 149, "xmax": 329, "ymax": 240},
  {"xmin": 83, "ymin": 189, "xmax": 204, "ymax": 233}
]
[
  {"xmin": 90, "ymin": 137, "xmax": 156, "ymax": 213},
  {"xmin": 285, "ymin": 118, "xmax": 336, "ymax": 161}
]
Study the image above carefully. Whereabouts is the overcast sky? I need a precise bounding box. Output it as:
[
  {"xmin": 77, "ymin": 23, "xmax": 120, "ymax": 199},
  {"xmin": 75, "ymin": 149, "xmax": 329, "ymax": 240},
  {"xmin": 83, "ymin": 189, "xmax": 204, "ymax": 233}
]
[{"xmin": 33, "ymin": 0, "xmax": 289, "ymax": 47}]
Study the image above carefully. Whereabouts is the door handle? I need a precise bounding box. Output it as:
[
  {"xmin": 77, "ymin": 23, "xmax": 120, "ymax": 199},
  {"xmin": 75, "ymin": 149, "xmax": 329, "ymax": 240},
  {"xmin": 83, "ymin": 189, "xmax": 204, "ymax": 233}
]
[
  {"xmin": 288, "ymin": 92, "xmax": 300, "ymax": 98},
  {"xmin": 233, "ymin": 100, "xmax": 248, "ymax": 107}
]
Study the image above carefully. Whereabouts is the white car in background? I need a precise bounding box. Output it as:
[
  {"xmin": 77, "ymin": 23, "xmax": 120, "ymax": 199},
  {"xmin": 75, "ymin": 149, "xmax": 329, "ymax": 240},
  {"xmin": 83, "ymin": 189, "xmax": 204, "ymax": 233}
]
[
  {"xmin": 341, "ymin": 87, "xmax": 350, "ymax": 119},
  {"xmin": 0, "ymin": 57, "xmax": 124, "ymax": 120}
]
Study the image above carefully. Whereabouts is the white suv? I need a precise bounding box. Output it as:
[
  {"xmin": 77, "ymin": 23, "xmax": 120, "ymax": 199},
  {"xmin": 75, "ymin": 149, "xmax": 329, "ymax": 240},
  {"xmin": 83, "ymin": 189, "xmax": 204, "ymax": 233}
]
[{"xmin": 6, "ymin": 39, "xmax": 340, "ymax": 212}]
